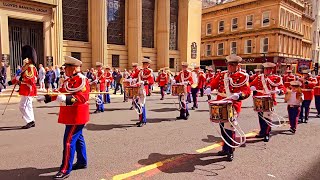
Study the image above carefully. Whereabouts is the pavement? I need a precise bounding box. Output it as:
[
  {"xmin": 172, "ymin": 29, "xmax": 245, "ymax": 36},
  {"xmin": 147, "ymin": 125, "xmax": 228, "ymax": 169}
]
[{"xmin": 0, "ymin": 93, "xmax": 320, "ymax": 180}]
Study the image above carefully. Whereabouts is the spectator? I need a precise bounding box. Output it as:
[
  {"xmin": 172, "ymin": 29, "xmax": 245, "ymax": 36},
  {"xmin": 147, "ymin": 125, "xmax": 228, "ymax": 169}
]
[
  {"xmin": 86, "ymin": 68, "xmax": 95, "ymax": 82},
  {"xmin": 44, "ymin": 67, "xmax": 54, "ymax": 92},
  {"xmin": 0, "ymin": 62, "xmax": 6, "ymax": 91},
  {"xmin": 113, "ymin": 69, "xmax": 123, "ymax": 95},
  {"xmin": 54, "ymin": 65, "xmax": 60, "ymax": 88},
  {"xmin": 38, "ymin": 64, "xmax": 45, "ymax": 91},
  {"xmin": 112, "ymin": 68, "xmax": 117, "ymax": 89},
  {"xmin": 58, "ymin": 67, "xmax": 65, "ymax": 88},
  {"xmin": 49, "ymin": 66, "xmax": 56, "ymax": 90},
  {"xmin": 15, "ymin": 65, "xmax": 22, "ymax": 76},
  {"xmin": 123, "ymin": 69, "xmax": 130, "ymax": 79}
]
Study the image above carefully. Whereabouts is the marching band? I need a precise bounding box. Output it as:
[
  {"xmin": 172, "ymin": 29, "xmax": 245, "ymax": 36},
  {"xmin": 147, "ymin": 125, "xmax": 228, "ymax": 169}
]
[{"xmin": 5, "ymin": 45, "xmax": 320, "ymax": 178}]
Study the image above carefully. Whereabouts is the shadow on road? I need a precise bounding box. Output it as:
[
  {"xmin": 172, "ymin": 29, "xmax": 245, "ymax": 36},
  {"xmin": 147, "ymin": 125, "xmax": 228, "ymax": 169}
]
[
  {"xmin": 130, "ymin": 118, "xmax": 177, "ymax": 124},
  {"xmin": 138, "ymin": 153, "xmax": 226, "ymax": 176},
  {"xmin": 36, "ymin": 106, "xmax": 60, "ymax": 109},
  {"xmin": 298, "ymin": 156, "xmax": 320, "ymax": 180},
  {"xmin": 150, "ymin": 108, "xmax": 177, "ymax": 112},
  {"xmin": 85, "ymin": 123, "xmax": 134, "ymax": 131},
  {"xmin": 202, "ymin": 135, "xmax": 221, "ymax": 143},
  {"xmin": 0, "ymin": 126, "xmax": 23, "ymax": 131},
  {"xmin": 0, "ymin": 167, "xmax": 59, "ymax": 180}
]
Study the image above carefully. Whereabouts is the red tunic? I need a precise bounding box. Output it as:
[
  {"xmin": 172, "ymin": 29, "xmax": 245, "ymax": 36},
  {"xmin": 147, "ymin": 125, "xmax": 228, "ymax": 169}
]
[
  {"xmin": 96, "ymin": 70, "xmax": 106, "ymax": 91},
  {"xmin": 175, "ymin": 70, "xmax": 194, "ymax": 93},
  {"xmin": 11, "ymin": 64, "xmax": 38, "ymax": 96},
  {"xmin": 299, "ymin": 76, "xmax": 317, "ymax": 100},
  {"xmin": 208, "ymin": 70, "xmax": 251, "ymax": 113},
  {"xmin": 315, "ymin": 75, "xmax": 320, "ymax": 96},
  {"xmin": 132, "ymin": 68, "xmax": 154, "ymax": 95},
  {"xmin": 105, "ymin": 72, "xmax": 113, "ymax": 87},
  {"xmin": 250, "ymin": 74, "xmax": 286, "ymax": 105},
  {"xmin": 156, "ymin": 73, "xmax": 168, "ymax": 87},
  {"xmin": 52, "ymin": 73, "xmax": 90, "ymax": 125},
  {"xmin": 197, "ymin": 72, "xmax": 206, "ymax": 89},
  {"xmin": 206, "ymin": 72, "xmax": 214, "ymax": 86},
  {"xmin": 283, "ymin": 73, "xmax": 296, "ymax": 88},
  {"xmin": 131, "ymin": 68, "xmax": 140, "ymax": 78},
  {"xmin": 249, "ymin": 74, "xmax": 259, "ymax": 83}
]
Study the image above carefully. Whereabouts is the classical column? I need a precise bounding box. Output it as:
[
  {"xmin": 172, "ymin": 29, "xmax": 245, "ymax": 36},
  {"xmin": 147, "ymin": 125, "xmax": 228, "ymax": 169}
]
[
  {"xmin": 91, "ymin": 0, "xmax": 107, "ymax": 67},
  {"xmin": 53, "ymin": 0, "xmax": 64, "ymax": 66},
  {"xmin": 156, "ymin": 0, "xmax": 170, "ymax": 69},
  {"xmin": 0, "ymin": 14, "xmax": 11, "ymax": 78},
  {"xmin": 128, "ymin": 0, "xmax": 142, "ymax": 65}
]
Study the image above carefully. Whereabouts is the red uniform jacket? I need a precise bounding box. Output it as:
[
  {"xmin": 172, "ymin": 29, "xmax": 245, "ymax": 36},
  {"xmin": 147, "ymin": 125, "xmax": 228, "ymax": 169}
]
[
  {"xmin": 131, "ymin": 68, "xmax": 140, "ymax": 78},
  {"xmin": 249, "ymin": 74, "xmax": 259, "ymax": 83},
  {"xmin": 52, "ymin": 73, "xmax": 90, "ymax": 125},
  {"xmin": 208, "ymin": 70, "xmax": 251, "ymax": 113},
  {"xmin": 133, "ymin": 68, "xmax": 154, "ymax": 95},
  {"xmin": 283, "ymin": 73, "xmax": 296, "ymax": 88},
  {"xmin": 250, "ymin": 74, "xmax": 286, "ymax": 105},
  {"xmin": 299, "ymin": 76, "xmax": 317, "ymax": 100},
  {"xmin": 96, "ymin": 70, "xmax": 106, "ymax": 91},
  {"xmin": 105, "ymin": 72, "xmax": 113, "ymax": 87},
  {"xmin": 314, "ymin": 75, "xmax": 320, "ymax": 96},
  {"xmin": 197, "ymin": 72, "xmax": 206, "ymax": 89},
  {"xmin": 11, "ymin": 63, "xmax": 38, "ymax": 96},
  {"xmin": 206, "ymin": 72, "xmax": 214, "ymax": 86},
  {"xmin": 175, "ymin": 70, "xmax": 194, "ymax": 93},
  {"xmin": 156, "ymin": 73, "xmax": 168, "ymax": 87}
]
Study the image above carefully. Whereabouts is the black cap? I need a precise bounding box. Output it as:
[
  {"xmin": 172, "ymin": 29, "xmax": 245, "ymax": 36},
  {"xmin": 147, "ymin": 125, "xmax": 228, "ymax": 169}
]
[{"xmin": 22, "ymin": 45, "xmax": 37, "ymax": 65}]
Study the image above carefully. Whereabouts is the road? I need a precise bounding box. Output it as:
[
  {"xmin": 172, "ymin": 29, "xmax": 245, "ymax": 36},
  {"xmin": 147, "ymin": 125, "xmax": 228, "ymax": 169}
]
[{"xmin": 0, "ymin": 93, "xmax": 320, "ymax": 180}]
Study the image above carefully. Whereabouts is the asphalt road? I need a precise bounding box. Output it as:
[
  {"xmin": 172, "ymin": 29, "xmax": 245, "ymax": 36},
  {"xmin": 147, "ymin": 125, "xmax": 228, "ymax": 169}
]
[{"xmin": 0, "ymin": 94, "xmax": 320, "ymax": 180}]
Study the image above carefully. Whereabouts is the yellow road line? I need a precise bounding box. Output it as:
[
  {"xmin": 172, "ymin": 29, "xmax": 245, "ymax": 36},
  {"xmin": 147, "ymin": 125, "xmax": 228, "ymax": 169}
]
[{"xmin": 111, "ymin": 131, "xmax": 258, "ymax": 180}]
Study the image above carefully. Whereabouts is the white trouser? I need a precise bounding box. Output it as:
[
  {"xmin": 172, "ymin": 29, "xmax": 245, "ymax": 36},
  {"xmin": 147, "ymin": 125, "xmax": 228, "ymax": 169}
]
[{"xmin": 19, "ymin": 96, "xmax": 35, "ymax": 123}]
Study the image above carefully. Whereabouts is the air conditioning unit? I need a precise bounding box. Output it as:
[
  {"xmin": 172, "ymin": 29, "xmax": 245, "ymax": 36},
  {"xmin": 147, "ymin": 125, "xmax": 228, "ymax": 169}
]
[{"xmin": 263, "ymin": 19, "xmax": 270, "ymax": 23}]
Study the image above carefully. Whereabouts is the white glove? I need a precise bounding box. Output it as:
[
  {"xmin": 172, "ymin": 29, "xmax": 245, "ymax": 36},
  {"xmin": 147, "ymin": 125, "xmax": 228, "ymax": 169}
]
[
  {"xmin": 139, "ymin": 81, "xmax": 145, "ymax": 85},
  {"xmin": 183, "ymin": 81, "xmax": 189, "ymax": 85},
  {"xmin": 57, "ymin": 95, "xmax": 66, "ymax": 103},
  {"xmin": 230, "ymin": 93, "xmax": 240, "ymax": 100},
  {"xmin": 172, "ymin": 80, "xmax": 176, "ymax": 84},
  {"xmin": 16, "ymin": 76, "xmax": 21, "ymax": 81},
  {"xmin": 93, "ymin": 79, "xmax": 98, "ymax": 83},
  {"xmin": 204, "ymin": 88, "xmax": 212, "ymax": 95},
  {"xmin": 37, "ymin": 96, "xmax": 46, "ymax": 102},
  {"xmin": 250, "ymin": 86, "xmax": 257, "ymax": 91},
  {"xmin": 106, "ymin": 80, "xmax": 110, "ymax": 83}
]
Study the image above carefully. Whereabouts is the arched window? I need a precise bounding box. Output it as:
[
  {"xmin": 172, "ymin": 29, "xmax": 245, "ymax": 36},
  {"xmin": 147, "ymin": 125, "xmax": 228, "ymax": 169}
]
[
  {"xmin": 63, "ymin": 0, "xmax": 89, "ymax": 41},
  {"xmin": 107, "ymin": 0, "xmax": 126, "ymax": 45},
  {"xmin": 170, "ymin": 0, "xmax": 179, "ymax": 50},
  {"xmin": 142, "ymin": 0, "xmax": 155, "ymax": 48}
]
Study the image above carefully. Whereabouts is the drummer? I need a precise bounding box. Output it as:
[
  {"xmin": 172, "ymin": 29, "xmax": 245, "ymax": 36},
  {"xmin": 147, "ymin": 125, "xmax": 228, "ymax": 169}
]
[
  {"xmin": 104, "ymin": 66, "xmax": 113, "ymax": 104},
  {"xmin": 93, "ymin": 62, "xmax": 105, "ymax": 113},
  {"xmin": 156, "ymin": 68, "xmax": 168, "ymax": 100},
  {"xmin": 283, "ymin": 69, "xmax": 296, "ymax": 89},
  {"xmin": 204, "ymin": 54, "xmax": 251, "ymax": 161},
  {"xmin": 205, "ymin": 67, "xmax": 215, "ymax": 101},
  {"xmin": 284, "ymin": 81, "xmax": 303, "ymax": 133},
  {"xmin": 175, "ymin": 62, "xmax": 193, "ymax": 120},
  {"xmin": 250, "ymin": 62, "xmax": 286, "ymax": 142},
  {"xmin": 249, "ymin": 69, "xmax": 262, "ymax": 83},
  {"xmin": 191, "ymin": 65, "xmax": 205, "ymax": 110}
]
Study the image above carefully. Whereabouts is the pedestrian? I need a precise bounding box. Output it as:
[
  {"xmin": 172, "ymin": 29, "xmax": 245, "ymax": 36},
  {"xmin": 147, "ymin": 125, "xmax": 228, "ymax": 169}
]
[
  {"xmin": 0, "ymin": 62, "xmax": 6, "ymax": 91},
  {"xmin": 37, "ymin": 56, "xmax": 89, "ymax": 180},
  {"xmin": 55, "ymin": 65, "xmax": 61, "ymax": 88},
  {"xmin": 7, "ymin": 45, "xmax": 38, "ymax": 129},
  {"xmin": 113, "ymin": 69, "xmax": 123, "ymax": 95},
  {"xmin": 156, "ymin": 68, "xmax": 168, "ymax": 100},
  {"xmin": 50, "ymin": 66, "xmax": 56, "ymax": 90},
  {"xmin": 16, "ymin": 65, "xmax": 22, "ymax": 76},
  {"xmin": 112, "ymin": 68, "xmax": 117, "ymax": 89},
  {"xmin": 44, "ymin": 67, "xmax": 53, "ymax": 92},
  {"xmin": 284, "ymin": 81, "xmax": 303, "ymax": 134},
  {"xmin": 298, "ymin": 69, "xmax": 317, "ymax": 123},
  {"xmin": 38, "ymin": 64, "xmax": 45, "ymax": 91}
]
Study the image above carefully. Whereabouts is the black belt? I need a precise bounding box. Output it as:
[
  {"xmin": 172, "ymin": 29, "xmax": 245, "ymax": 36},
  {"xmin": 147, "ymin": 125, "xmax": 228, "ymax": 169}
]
[{"xmin": 288, "ymin": 105, "xmax": 300, "ymax": 108}]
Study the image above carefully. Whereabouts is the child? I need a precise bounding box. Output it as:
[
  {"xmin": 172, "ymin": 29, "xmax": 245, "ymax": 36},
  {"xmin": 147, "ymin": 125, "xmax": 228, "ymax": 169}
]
[{"xmin": 284, "ymin": 81, "xmax": 304, "ymax": 134}]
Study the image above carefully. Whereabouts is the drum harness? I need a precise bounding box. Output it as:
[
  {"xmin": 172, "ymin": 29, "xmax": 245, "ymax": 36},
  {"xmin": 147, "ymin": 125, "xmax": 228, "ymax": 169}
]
[{"xmin": 173, "ymin": 71, "xmax": 190, "ymax": 111}]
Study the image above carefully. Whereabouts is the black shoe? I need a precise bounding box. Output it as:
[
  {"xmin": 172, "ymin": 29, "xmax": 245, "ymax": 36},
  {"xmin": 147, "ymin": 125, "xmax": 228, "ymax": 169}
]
[
  {"xmin": 160, "ymin": 98, "xmax": 164, "ymax": 100},
  {"xmin": 136, "ymin": 121, "xmax": 141, "ymax": 125},
  {"xmin": 138, "ymin": 122, "xmax": 146, "ymax": 127},
  {"xmin": 53, "ymin": 172, "xmax": 70, "ymax": 180},
  {"xmin": 263, "ymin": 135, "xmax": 270, "ymax": 142},
  {"xmin": 129, "ymin": 107, "xmax": 133, "ymax": 110},
  {"xmin": 304, "ymin": 119, "xmax": 308, "ymax": 123},
  {"xmin": 316, "ymin": 114, "xmax": 320, "ymax": 118},
  {"xmin": 227, "ymin": 153, "xmax": 234, "ymax": 162},
  {"xmin": 93, "ymin": 110, "xmax": 100, "ymax": 114},
  {"xmin": 217, "ymin": 150, "xmax": 228, "ymax": 156},
  {"xmin": 184, "ymin": 115, "xmax": 189, "ymax": 120},
  {"xmin": 21, "ymin": 121, "xmax": 35, "ymax": 129},
  {"xmin": 72, "ymin": 163, "xmax": 87, "ymax": 170},
  {"xmin": 255, "ymin": 134, "xmax": 264, "ymax": 138},
  {"xmin": 176, "ymin": 116, "xmax": 184, "ymax": 120},
  {"xmin": 191, "ymin": 107, "xmax": 195, "ymax": 110},
  {"xmin": 289, "ymin": 128, "xmax": 296, "ymax": 134},
  {"xmin": 298, "ymin": 118, "xmax": 303, "ymax": 123}
]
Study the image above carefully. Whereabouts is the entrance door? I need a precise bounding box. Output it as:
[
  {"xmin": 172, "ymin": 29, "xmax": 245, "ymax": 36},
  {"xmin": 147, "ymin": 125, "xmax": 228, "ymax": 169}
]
[{"xmin": 8, "ymin": 18, "xmax": 44, "ymax": 75}]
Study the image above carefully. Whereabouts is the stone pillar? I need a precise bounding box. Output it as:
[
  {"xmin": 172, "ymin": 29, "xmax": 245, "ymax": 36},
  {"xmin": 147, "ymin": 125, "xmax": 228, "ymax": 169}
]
[
  {"xmin": 156, "ymin": 0, "xmax": 170, "ymax": 69},
  {"xmin": 128, "ymin": 0, "xmax": 142, "ymax": 65},
  {"xmin": 91, "ymin": 0, "xmax": 107, "ymax": 67},
  {"xmin": 0, "ymin": 14, "xmax": 11, "ymax": 78},
  {"xmin": 53, "ymin": 0, "xmax": 64, "ymax": 66}
]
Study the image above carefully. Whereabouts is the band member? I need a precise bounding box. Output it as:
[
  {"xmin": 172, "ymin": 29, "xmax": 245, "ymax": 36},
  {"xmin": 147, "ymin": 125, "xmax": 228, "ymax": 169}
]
[
  {"xmin": 314, "ymin": 72, "xmax": 320, "ymax": 118},
  {"xmin": 37, "ymin": 56, "xmax": 89, "ymax": 179},
  {"xmin": 156, "ymin": 68, "xmax": 168, "ymax": 100},
  {"xmin": 131, "ymin": 58, "xmax": 154, "ymax": 127},
  {"xmin": 284, "ymin": 81, "xmax": 303, "ymax": 133},
  {"xmin": 205, "ymin": 67, "xmax": 215, "ymax": 101},
  {"xmin": 165, "ymin": 67, "xmax": 172, "ymax": 95},
  {"xmin": 250, "ymin": 62, "xmax": 285, "ymax": 142},
  {"xmin": 298, "ymin": 69, "xmax": 317, "ymax": 123},
  {"xmin": 249, "ymin": 69, "xmax": 262, "ymax": 83},
  {"xmin": 214, "ymin": 69, "xmax": 221, "ymax": 78},
  {"xmin": 7, "ymin": 45, "xmax": 38, "ymax": 129},
  {"xmin": 283, "ymin": 69, "xmax": 296, "ymax": 89},
  {"xmin": 191, "ymin": 65, "xmax": 201, "ymax": 110},
  {"xmin": 94, "ymin": 62, "xmax": 105, "ymax": 113},
  {"xmin": 104, "ymin": 66, "xmax": 113, "ymax": 104},
  {"xmin": 204, "ymin": 54, "xmax": 251, "ymax": 161},
  {"xmin": 198, "ymin": 70, "xmax": 206, "ymax": 97},
  {"xmin": 175, "ymin": 62, "xmax": 193, "ymax": 120}
]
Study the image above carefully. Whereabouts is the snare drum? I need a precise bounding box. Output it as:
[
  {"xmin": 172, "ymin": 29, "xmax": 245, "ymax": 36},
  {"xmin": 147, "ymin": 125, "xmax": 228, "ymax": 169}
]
[
  {"xmin": 253, "ymin": 95, "xmax": 274, "ymax": 112},
  {"xmin": 90, "ymin": 83, "xmax": 97, "ymax": 92},
  {"xmin": 125, "ymin": 86, "xmax": 140, "ymax": 99},
  {"xmin": 171, "ymin": 84, "xmax": 185, "ymax": 96},
  {"xmin": 123, "ymin": 81, "xmax": 131, "ymax": 88},
  {"xmin": 209, "ymin": 100, "xmax": 234, "ymax": 123}
]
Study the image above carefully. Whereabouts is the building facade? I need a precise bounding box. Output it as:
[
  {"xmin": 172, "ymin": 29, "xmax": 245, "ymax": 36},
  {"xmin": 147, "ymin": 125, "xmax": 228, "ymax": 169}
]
[
  {"xmin": 201, "ymin": 0, "xmax": 314, "ymax": 73},
  {"xmin": 0, "ymin": 0, "xmax": 202, "ymax": 76},
  {"xmin": 312, "ymin": 0, "xmax": 320, "ymax": 66}
]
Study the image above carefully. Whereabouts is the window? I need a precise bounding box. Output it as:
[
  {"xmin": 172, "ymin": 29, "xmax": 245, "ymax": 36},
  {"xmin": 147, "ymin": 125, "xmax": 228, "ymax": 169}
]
[
  {"xmin": 230, "ymin": 41, "xmax": 237, "ymax": 54},
  {"xmin": 261, "ymin": 38, "xmax": 269, "ymax": 53},
  {"xmin": 206, "ymin": 44, "xmax": 212, "ymax": 56},
  {"xmin": 246, "ymin": 15, "xmax": 253, "ymax": 29},
  {"xmin": 262, "ymin": 12, "xmax": 270, "ymax": 27},
  {"xmin": 217, "ymin": 43, "xmax": 224, "ymax": 56},
  {"xmin": 112, "ymin": 55, "xmax": 120, "ymax": 67},
  {"xmin": 169, "ymin": 0, "xmax": 179, "ymax": 50},
  {"xmin": 142, "ymin": 0, "xmax": 155, "ymax": 48},
  {"xmin": 206, "ymin": 23, "xmax": 212, "ymax": 35},
  {"xmin": 71, "ymin": 52, "xmax": 81, "ymax": 61},
  {"xmin": 245, "ymin": 40, "xmax": 252, "ymax": 54},
  {"xmin": 218, "ymin": 21, "xmax": 224, "ymax": 33},
  {"xmin": 169, "ymin": 58, "xmax": 175, "ymax": 68},
  {"xmin": 107, "ymin": 0, "xmax": 126, "ymax": 45},
  {"xmin": 63, "ymin": 0, "xmax": 89, "ymax": 41},
  {"xmin": 231, "ymin": 18, "xmax": 238, "ymax": 31}
]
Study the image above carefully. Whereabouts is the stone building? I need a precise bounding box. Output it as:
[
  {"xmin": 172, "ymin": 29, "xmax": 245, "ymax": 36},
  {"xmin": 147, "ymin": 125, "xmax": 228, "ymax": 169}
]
[
  {"xmin": 201, "ymin": 0, "xmax": 314, "ymax": 73},
  {"xmin": 312, "ymin": 0, "xmax": 320, "ymax": 66},
  {"xmin": 0, "ymin": 0, "xmax": 202, "ymax": 76}
]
